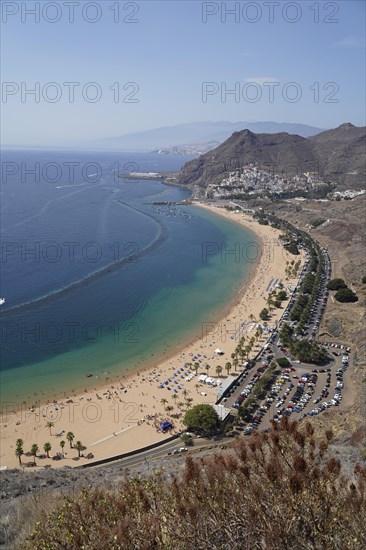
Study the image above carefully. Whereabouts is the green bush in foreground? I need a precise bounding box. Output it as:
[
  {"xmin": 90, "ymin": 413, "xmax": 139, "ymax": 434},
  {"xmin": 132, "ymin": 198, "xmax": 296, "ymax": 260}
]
[{"xmin": 25, "ymin": 419, "xmax": 366, "ymax": 550}]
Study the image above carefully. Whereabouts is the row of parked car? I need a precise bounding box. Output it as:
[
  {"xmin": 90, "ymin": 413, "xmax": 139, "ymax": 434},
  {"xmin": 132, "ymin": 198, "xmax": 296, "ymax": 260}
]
[
  {"xmin": 322, "ymin": 342, "xmax": 351, "ymax": 353},
  {"xmin": 304, "ymin": 354, "xmax": 349, "ymax": 416},
  {"xmin": 272, "ymin": 373, "xmax": 319, "ymax": 421},
  {"xmin": 231, "ymin": 362, "xmax": 269, "ymax": 409},
  {"xmin": 281, "ymin": 244, "xmax": 331, "ymax": 341},
  {"xmin": 244, "ymin": 371, "xmax": 294, "ymax": 433}
]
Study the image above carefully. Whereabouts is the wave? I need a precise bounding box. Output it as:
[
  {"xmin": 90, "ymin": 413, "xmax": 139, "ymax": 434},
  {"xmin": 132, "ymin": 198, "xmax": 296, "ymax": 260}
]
[{"xmin": 1, "ymin": 202, "xmax": 167, "ymax": 316}]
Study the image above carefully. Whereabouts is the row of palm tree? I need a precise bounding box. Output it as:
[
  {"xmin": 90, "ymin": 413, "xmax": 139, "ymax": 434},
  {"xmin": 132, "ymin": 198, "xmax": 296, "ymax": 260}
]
[
  {"xmin": 160, "ymin": 393, "xmax": 194, "ymax": 415},
  {"xmin": 229, "ymin": 316, "xmax": 265, "ymax": 370},
  {"xmin": 187, "ymin": 359, "xmax": 235, "ymax": 378},
  {"xmin": 15, "ymin": 432, "xmax": 84, "ymax": 466}
]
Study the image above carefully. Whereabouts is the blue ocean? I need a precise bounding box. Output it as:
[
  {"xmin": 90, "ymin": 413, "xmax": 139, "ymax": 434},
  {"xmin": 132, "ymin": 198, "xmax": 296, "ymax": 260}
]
[{"xmin": 0, "ymin": 149, "xmax": 257, "ymax": 406}]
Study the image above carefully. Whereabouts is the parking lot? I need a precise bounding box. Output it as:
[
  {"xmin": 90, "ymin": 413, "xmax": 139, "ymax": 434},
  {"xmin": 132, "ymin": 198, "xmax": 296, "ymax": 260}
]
[
  {"xmin": 217, "ymin": 223, "xmax": 355, "ymax": 436},
  {"xmin": 224, "ymin": 341, "xmax": 352, "ymax": 435}
]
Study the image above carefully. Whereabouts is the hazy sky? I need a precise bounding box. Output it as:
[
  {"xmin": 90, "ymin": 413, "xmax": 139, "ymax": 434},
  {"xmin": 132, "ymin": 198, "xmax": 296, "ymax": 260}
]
[{"xmin": 1, "ymin": 0, "xmax": 365, "ymax": 145}]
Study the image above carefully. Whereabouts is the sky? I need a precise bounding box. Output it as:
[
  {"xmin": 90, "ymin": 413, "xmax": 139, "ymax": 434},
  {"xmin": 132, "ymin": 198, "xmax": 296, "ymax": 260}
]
[{"xmin": 1, "ymin": 0, "xmax": 365, "ymax": 146}]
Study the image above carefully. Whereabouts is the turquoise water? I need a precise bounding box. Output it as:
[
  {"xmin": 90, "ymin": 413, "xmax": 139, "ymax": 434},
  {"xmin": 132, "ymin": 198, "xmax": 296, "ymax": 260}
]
[{"xmin": 0, "ymin": 151, "xmax": 257, "ymax": 406}]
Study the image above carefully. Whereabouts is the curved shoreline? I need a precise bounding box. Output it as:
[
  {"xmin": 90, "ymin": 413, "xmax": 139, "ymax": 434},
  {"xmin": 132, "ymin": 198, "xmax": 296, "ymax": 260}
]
[
  {"xmin": 1, "ymin": 203, "xmax": 257, "ymax": 406},
  {"xmin": 0, "ymin": 204, "xmax": 302, "ymax": 469}
]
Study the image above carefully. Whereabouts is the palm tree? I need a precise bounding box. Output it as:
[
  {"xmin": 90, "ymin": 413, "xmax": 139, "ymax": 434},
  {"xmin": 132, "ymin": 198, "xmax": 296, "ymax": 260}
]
[
  {"xmin": 233, "ymin": 356, "xmax": 239, "ymax": 370},
  {"xmin": 46, "ymin": 421, "xmax": 54, "ymax": 436},
  {"xmin": 225, "ymin": 362, "xmax": 232, "ymax": 376},
  {"xmin": 60, "ymin": 440, "xmax": 66, "ymax": 456},
  {"xmin": 186, "ymin": 397, "xmax": 193, "ymax": 408},
  {"xmin": 249, "ymin": 313, "xmax": 255, "ymax": 323},
  {"xmin": 44, "ymin": 442, "xmax": 51, "ymax": 458},
  {"xmin": 172, "ymin": 393, "xmax": 178, "ymax": 402},
  {"xmin": 215, "ymin": 365, "xmax": 223, "ymax": 377},
  {"xmin": 160, "ymin": 398, "xmax": 168, "ymax": 411},
  {"xmin": 205, "ymin": 364, "xmax": 211, "ymax": 376},
  {"xmin": 166, "ymin": 405, "xmax": 174, "ymax": 414},
  {"xmin": 74, "ymin": 441, "xmax": 83, "ymax": 458},
  {"xmin": 245, "ymin": 346, "xmax": 251, "ymax": 360},
  {"xmin": 66, "ymin": 431, "xmax": 74, "ymax": 448},
  {"xmin": 177, "ymin": 401, "xmax": 185, "ymax": 410},
  {"xmin": 182, "ymin": 389, "xmax": 189, "ymax": 399},
  {"xmin": 194, "ymin": 362, "xmax": 200, "ymax": 374},
  {"xmin": 30, "ymin": 443, "xmax": 39, "ymax": 465},
  {"xmin": 15, "ymin": 440, "xmax": 24, "ymax": 465}
]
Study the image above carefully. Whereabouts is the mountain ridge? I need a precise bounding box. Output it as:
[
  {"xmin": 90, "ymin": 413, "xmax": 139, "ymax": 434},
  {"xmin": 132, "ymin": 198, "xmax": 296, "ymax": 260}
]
[
  {"xmin": 177, "ymin": 123, "xmax": 366, "ymax": 190},
  {"xmin": 91, "ymin": 121, "xmax": 325, "ymax": 151}
]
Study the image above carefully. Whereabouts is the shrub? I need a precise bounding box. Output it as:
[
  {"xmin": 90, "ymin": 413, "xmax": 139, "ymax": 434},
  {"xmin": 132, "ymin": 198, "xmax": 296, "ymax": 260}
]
[
  {"xmin": 310, "ymin": 218, "xmax": 326, "ymax": 228},
  {"xmin": 25, "ymin": 420, "xmax": 366, "ymax": 550},
  {"xmin": 327, "ymin": 278, "xmax": 347, "ymax": 290},
  {"xmin": 276, "ymin": 357, "xmax": 290, "ymax": 368},
  {"xmin": 335, "ymin": 288, "xmax": 359, "ymax": 303}
]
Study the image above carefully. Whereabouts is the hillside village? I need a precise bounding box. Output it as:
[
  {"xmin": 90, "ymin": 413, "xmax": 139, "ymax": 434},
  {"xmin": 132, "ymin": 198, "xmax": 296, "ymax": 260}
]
[{"xmin": 206, "ymin": 164, "xmax": 330, "ymax": 200}]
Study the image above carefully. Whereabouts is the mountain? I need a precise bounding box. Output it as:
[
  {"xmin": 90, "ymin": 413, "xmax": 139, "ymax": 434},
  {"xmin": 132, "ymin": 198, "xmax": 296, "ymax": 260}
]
[
  {"xmin": 92, "ymin": 121, "xmax": 325, "ymax": 151},
  {"xmin": 178, "ymin": 123, "xmax": 366, "ymax": 190},
  {"xmin": 309, "ymin": 123, "xmax": 366, "ymax": 189}
]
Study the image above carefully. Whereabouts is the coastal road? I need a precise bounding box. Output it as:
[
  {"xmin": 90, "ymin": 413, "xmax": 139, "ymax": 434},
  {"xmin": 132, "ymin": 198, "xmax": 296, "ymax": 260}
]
[{"xmin": 85, "ymin": 436, "xmax": 225, "ymax": 473}]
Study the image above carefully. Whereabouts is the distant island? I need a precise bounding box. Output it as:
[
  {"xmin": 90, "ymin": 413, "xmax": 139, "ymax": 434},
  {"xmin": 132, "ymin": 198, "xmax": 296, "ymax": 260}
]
[{"xmin": 90, "ymin": 120, "xmax": 325, "ymax": 151}]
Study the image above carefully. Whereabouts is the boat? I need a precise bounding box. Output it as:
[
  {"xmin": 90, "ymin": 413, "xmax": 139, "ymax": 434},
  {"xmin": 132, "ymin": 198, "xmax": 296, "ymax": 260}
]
[{"xmin": 0, "ymin": 298, "xmax": 5, "ymax": 306}]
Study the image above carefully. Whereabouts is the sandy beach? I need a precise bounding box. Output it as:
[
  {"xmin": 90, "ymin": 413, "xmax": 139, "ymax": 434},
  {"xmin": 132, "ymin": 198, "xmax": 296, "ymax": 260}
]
[{"xmin": 0, "ymin": 204, "xmax": 303, "ymax": 469}]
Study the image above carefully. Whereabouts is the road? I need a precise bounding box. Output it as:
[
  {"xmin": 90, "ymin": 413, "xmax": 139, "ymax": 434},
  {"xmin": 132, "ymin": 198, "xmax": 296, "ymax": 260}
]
[{"xmin": 86, "ymin": 436, "xmax": 224, "ymax": 472}]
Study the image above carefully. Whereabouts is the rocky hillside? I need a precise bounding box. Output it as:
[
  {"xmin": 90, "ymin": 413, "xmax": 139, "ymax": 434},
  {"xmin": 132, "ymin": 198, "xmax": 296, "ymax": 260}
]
[
  {"xmin": 178, "ymin": 123, "xmax": 365, "ymax": 190},
  {"xmin": 309, "ymin": 123, "xmax": 366, "ymax": 189}
]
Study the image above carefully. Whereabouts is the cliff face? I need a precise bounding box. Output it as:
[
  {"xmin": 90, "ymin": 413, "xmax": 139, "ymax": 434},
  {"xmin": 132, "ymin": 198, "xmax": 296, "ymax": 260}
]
[{"xmin": 178, "ymin": 124, "xmax": 366, "ymax": 190}]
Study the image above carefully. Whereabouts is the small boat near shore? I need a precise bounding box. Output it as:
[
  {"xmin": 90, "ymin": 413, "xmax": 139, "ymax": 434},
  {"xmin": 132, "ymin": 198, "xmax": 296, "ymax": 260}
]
[{"xmin": 0, "ymin": 298, "xmax": 5, "ymax": 306}]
